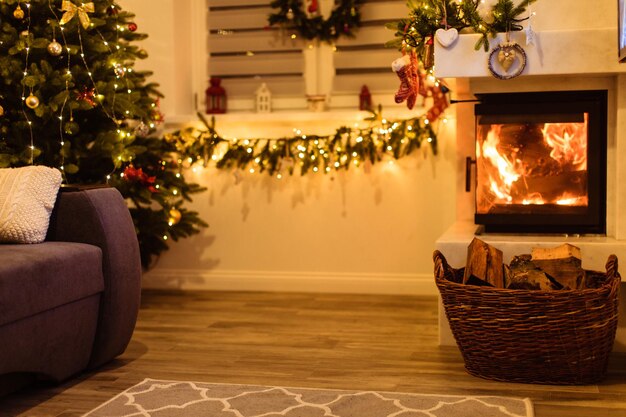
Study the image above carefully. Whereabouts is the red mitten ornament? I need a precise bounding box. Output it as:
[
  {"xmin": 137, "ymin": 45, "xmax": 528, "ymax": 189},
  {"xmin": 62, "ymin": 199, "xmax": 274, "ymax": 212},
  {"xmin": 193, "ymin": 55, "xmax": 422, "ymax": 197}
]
[
  {"xmin": 308, "ymin": 0, "xmax": 319, "ymax": 14},
  {"xmin": 392, "ymin": 55, "xmax": 417, "ymax": 109}
]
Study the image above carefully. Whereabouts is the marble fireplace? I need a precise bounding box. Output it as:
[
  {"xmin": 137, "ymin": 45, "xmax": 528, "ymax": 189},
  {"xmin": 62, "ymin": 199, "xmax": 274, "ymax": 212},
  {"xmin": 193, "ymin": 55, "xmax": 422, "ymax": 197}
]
[{"xmin": 432, "ymin": 10, "xmax": 626, "ymax": 351}]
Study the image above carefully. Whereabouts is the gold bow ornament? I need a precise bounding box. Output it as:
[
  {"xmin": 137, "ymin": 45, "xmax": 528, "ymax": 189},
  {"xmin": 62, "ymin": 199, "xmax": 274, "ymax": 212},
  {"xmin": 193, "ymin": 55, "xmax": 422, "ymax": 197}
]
[{"xmin": 59, "ymin": 1, "xmax": 95, "ymax": 30}]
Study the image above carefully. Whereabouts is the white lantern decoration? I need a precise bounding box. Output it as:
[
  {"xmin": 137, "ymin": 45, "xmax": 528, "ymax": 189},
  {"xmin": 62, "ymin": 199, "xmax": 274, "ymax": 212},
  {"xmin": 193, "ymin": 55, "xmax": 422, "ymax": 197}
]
[{"xmin": 255, "ymin": 83, "xmax": 272, "ymax": 113}]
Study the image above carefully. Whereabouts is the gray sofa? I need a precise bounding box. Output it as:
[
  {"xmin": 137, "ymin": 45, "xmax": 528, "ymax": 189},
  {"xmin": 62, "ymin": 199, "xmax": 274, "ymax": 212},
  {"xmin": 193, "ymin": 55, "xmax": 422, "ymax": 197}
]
[{"xmin": 0, "ymin": 186, "xmax": 141, "ymax": 384}]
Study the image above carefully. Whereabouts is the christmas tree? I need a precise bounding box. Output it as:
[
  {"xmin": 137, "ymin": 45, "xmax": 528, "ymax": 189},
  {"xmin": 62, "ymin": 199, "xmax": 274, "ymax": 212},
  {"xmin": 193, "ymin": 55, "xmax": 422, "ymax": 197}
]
[{"xmin": 0, "ymin": 0, "xmax": 207, "ymax": 267}]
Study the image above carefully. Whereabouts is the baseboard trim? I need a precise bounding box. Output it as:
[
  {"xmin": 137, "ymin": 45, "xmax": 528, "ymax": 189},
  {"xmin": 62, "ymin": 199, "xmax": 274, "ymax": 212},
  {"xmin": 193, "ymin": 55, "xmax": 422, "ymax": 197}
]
[{"xmin": 142, "ymin": 269, "xmax": 437, "ymax": 296}]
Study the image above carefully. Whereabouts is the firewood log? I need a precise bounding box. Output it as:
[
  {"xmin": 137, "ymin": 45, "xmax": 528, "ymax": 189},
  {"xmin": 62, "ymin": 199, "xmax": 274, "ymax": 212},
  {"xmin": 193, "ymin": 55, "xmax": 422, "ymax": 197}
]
[
  {"xmin": 463, "ymin": 238, "xmax": 504, "ymax": 288},
  {"xmin": 531, "ymin": 244, "xmax": 586, "ymax": 290},
  {"xmin": 505, "ymin": 255, "xmax": 563, "ymax": 291}
]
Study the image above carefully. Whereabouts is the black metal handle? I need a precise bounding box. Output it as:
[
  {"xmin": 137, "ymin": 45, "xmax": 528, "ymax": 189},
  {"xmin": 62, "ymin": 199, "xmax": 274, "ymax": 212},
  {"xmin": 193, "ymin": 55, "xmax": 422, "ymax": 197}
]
[{"xmin": 465, "ymin": 157, "xmax": 476, "ymax": 192}]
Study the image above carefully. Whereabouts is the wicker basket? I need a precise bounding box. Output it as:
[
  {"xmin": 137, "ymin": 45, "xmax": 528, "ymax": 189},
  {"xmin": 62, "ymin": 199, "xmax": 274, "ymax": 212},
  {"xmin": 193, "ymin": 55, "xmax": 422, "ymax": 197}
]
[{"xmin": 434, "ymin": 250, "xmax": 621, "ymax": 385}]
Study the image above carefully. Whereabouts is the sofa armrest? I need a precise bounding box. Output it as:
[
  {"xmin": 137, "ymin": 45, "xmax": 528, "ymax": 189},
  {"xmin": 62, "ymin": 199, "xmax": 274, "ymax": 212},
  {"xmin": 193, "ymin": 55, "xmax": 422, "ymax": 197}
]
[{"xmin": 47, "ymin": 186, "xmax": 141, "ymax": 368}]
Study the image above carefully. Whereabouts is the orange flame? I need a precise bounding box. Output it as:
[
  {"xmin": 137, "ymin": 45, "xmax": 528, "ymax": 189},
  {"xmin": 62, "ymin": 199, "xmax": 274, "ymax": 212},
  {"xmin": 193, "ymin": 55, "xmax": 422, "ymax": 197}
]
[
  {"xmin": 542, "ymin": 114, "xmax": 588, "ymax": 171},
  {"xmin": 477, "ymin": 115, "xmax": 589, "ymax": 212},
  {"xmin": 478, "ymin": 125, "xmax": 519, "ymax": 204}
]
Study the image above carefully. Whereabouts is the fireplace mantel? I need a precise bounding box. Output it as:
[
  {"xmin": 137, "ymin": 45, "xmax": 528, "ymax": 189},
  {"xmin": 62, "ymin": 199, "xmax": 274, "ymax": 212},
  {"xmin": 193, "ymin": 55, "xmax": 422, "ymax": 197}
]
[{"xmin": 434, "ymin": 29, "xmax": 626, "ymax": 79}]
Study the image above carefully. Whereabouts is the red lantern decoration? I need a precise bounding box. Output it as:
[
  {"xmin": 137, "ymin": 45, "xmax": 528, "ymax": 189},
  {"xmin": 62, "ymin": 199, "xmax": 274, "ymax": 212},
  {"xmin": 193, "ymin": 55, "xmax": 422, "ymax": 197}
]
[
  {"xmin": 206, "ymin": 77, "xmax": 227, "ymax": 114},
  {"xmin": 359, "ymin": 85, "xmax": 372, "ymax": 111}
]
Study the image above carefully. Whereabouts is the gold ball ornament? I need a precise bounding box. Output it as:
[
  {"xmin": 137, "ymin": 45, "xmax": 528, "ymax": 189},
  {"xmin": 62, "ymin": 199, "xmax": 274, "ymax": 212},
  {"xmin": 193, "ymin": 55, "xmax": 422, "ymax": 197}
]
[
  {"xmin": 25, "ymin": 94, "xmax": 40, "ymax": 109},
  {"xmin": 0, "ymin": 105, "xmax": 4, "ymax": 117},
  {"xmin": 13, "ymin": 5, "xmax": 24, "ymax": 20},
  {"xmin": 47, "ymin": 40, "xmax": 63, "ymax": 56},
  {"xmin": 168, "ymin": 208, "xmax": 182, "ymax": 225}
]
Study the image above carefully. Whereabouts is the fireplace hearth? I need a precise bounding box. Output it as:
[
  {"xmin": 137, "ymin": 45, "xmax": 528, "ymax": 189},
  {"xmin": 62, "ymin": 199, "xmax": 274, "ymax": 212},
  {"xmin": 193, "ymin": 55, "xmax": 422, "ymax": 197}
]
[{"xmin": 471, "ymin": 90, "xmax": 607, "ymax": 234}]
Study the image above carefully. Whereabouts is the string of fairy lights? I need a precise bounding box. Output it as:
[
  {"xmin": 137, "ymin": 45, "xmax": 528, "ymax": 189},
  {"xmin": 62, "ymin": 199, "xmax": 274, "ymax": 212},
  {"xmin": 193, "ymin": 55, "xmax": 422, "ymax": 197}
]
[
  {"xmin": 17, "ymin": 1, "xmax": 35, "ymax": 165},
  {"xmin": 14, "ymin": 0, "xmax": 157, "ymax": 179},
  {"xmin": 165, "ymin": 109, "xmax": 446, "ymax": 180}
]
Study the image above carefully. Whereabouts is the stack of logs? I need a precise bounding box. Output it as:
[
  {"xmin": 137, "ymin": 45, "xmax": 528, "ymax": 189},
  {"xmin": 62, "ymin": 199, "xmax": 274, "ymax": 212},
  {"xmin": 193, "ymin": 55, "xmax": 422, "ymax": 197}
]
[{"xmin": 462, "ymin": 238, "xmax": 603, "ymax": 290}]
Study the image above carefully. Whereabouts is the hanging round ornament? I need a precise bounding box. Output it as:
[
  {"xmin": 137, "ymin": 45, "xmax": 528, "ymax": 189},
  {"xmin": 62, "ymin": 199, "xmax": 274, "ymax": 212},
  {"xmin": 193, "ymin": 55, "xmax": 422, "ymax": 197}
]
[
  {"xmin": 168, "ymin": 208, "xmax": 182, "ymax": 225},
  {"xmin": 268, "ymin": 0, "xmax": 363, "ymax": 42},
  {"xmin": 307, "ymin": 0, "xmax": 319, "ymax": 15},
  {"xmin": 25, "ymin": 94, "xmax": 40, "ymax": 109},
  {"xmin": 13, "ymin": 5, "xmax": 25, "ymax": 20},
  {"xmin": 134, "ymin": 122, "xmax": 150, "ymax": 137},
  {"xmin": 0, "ymin": 105, "xmax": 4, "ymax": 117},
  {"xmin": 128, "ymin": 22, "xmax": 138, "ymax": 32},
  {"xmin": 487, "ymin": 41, "xmax": 527, "ymax": 80},
  {"xmin": 47, "ymin": 40, "xmax": 63, "ymax": 56},
  {"xmin": 113, "ymin": 63, "xmax": 126, "ymax": 77}
]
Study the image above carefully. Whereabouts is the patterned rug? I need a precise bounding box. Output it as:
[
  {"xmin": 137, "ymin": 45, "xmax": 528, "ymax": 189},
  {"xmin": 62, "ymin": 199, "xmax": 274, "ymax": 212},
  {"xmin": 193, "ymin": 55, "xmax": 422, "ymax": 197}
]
[{"xmin": 84, "ymin": 378, "xmax": 534, "ymax": 417}]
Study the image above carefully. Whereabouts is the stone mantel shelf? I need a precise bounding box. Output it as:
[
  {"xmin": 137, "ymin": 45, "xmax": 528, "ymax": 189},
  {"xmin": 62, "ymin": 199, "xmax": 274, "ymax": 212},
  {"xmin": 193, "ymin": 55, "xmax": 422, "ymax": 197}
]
[{"xmin": 434, "ymin": 29, "xmax": 626, "ymax": 79}]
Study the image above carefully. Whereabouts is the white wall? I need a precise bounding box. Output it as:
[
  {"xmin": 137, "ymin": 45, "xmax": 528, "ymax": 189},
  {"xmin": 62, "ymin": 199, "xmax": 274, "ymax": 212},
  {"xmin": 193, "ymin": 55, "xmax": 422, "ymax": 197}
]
[
  {"xmin": 125, "ymin": 0, "xmax": 206, "ymax": 119},
  {"xmin": 124, "ymin": 1, "xmax": 458, "ymax": 294}
]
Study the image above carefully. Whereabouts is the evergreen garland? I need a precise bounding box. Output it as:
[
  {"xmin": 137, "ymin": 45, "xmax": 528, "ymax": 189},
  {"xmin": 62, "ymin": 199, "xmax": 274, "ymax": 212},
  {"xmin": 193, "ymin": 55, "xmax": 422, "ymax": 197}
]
[
  {"xmin": 165, "ymin": 109, "xmax": 439, "ymax": 177},
  {"xmin": 387, "ymin": 0, "xmax": 537, "ymax": 60},
  {"xmin": 0, "ymin": 0, "xmax": 207, "ymax": 268},
  {"xmin": 268, "ymin": 0, "xmax": 364, "ymax": 42}
]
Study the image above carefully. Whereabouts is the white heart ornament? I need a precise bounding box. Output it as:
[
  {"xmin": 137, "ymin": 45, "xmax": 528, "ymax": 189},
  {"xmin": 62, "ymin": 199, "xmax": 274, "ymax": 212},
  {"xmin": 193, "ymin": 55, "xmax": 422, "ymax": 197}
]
[{"xmin": 435, "ymin": 28, "xmax": 459, "ymax": 48}]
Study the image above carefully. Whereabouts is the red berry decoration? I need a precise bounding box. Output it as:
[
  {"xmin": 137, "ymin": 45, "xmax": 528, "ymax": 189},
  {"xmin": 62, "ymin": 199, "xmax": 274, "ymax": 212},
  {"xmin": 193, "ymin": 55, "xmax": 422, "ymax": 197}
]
[{"xmin": 128, "ymin": 22, "xmax": 138, "ymax": 32}]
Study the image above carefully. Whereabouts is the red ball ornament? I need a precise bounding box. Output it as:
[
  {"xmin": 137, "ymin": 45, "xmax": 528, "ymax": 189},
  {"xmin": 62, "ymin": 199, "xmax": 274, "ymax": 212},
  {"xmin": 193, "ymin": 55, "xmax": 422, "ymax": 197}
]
[
  {"xmin": 128, "ymin": 22, "xmax": 138, "ymax": 32},
  {"xmin": 307, "ymin": 0, "xmax": 319, "ymax": 14}
]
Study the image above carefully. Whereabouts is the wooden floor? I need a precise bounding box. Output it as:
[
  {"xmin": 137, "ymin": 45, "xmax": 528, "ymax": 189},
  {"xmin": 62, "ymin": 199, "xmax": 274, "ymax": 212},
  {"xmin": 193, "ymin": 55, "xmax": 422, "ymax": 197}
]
[{"xmin": 1, "ymin": 290, "xmax": 625, "ymax": 416}]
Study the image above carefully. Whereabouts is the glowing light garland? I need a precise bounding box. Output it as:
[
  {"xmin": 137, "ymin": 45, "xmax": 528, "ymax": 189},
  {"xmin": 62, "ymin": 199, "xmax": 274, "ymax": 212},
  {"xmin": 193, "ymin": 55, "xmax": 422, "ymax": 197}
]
[{"xmin": 165, "ymin": 109, "xmax": 446, "ymax": 178}]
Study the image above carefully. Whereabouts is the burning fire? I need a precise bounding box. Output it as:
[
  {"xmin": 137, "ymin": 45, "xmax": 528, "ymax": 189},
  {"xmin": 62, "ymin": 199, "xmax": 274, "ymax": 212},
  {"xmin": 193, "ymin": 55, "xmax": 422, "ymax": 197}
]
[
  {"xmin": 477, "ymin": 125, "xmax": 519, "ymax": 203},
  {"xmin": 556, "ymin": 194, "xmax": 587, "ymax": 206},
  {"xmin": 477, "ymin": 115, "xmax": 589, "ymax": 213},
  {"xmin": 542, "ymin": 116, "xmax": 587, "ymax": 170}
]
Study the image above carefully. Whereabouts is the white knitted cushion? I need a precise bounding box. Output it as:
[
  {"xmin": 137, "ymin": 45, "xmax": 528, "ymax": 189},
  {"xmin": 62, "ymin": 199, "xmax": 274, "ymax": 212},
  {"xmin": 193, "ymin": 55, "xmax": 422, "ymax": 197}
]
[{"xmin": 0, "ymin": 166, "xmax": 63, "ymax": 243}]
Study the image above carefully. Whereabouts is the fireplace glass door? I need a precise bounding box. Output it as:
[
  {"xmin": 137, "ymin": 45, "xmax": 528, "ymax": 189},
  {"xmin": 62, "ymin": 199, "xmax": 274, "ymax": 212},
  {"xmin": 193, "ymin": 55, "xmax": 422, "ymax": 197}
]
[{"xmin": 473, "ymin": 91, "xmax": 607, "ymax": 234}]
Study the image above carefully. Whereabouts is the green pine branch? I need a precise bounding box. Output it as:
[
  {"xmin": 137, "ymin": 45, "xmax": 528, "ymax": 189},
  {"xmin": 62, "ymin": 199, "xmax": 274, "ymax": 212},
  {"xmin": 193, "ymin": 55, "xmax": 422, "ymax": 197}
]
[{"xmin": 0, "ymin": 0, "xmax": 208, "ymax": 268}]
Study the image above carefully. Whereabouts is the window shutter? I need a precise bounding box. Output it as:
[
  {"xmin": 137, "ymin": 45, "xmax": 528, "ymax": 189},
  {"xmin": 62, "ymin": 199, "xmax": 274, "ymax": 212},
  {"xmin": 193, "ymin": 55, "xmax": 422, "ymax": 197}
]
[
  {"xmin": 208, "ymin": 0, "xmax": 407, "ymax": 112},
  {"xmin": 332, "ymin": 0, "xmax": 408, "ymax": 109}
]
